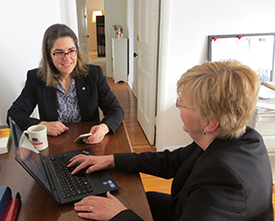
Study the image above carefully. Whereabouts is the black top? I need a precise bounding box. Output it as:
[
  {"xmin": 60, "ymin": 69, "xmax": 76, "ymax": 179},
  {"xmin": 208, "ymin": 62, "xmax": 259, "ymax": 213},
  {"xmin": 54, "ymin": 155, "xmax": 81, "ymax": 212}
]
[
  {"xmin": 112, "ymin": 127, "xmax": 274, "ymax": 221},
  {"xmin": 7, "ymin": 64, "xmax": 124, "ymax": 134}
]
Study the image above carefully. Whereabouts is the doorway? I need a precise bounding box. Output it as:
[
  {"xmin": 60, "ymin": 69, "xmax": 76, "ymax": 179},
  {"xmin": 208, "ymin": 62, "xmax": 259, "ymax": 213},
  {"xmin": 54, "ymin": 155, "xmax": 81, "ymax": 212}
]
[
  {"xmin": 86, "ymin": 0, "xmax": 105, "ymax": 57},
  {"xmin": 86, "ymin": 0, "xmax": 106, "ymax": 75},
  {"xmin": 77, "ymin": 0, "xmax": 160, "ymax": 145}
]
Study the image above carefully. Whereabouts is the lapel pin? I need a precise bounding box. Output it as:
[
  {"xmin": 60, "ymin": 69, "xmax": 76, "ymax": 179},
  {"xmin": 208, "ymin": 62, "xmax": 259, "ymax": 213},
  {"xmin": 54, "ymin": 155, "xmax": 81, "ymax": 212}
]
[{"xmin": 82, "ymin": 87, "xmax": 86, "ymax": 91}]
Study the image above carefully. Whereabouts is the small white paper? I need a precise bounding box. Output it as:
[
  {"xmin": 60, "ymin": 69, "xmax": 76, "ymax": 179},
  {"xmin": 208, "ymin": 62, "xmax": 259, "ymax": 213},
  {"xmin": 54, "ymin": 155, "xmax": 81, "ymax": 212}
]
[{"xmin": 19, "ymin": 134, "xmax": 39, "ymax": 153}]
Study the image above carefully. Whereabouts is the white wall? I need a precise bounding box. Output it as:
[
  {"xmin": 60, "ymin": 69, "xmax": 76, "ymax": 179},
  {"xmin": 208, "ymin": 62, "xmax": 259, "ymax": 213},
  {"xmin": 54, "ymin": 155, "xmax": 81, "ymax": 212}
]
[
  {"xmin": 104, "ymin": 0, "xmax": 128, "ymax": 77},
  {"xmin": 0, "ymin": 0, "xmax": 77, "ymax": 126},
  {"xmin": 156, "ymin": 0, "xmax": 275, "ymax": 151}
]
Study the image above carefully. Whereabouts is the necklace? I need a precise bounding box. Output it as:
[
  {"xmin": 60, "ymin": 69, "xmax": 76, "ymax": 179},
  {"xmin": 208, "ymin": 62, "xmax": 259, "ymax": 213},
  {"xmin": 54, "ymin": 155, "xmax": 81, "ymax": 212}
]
[{"xmin": 59, "ymin": 79, "xmax": 71, "ymax": 96}]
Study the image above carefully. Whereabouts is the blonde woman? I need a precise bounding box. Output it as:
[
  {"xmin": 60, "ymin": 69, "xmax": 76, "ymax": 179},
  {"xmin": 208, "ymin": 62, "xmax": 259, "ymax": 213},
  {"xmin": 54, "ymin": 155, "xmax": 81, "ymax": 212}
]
[{"xmin": 69, "ymin": 60, "xmax": 273, "ymax": 220}]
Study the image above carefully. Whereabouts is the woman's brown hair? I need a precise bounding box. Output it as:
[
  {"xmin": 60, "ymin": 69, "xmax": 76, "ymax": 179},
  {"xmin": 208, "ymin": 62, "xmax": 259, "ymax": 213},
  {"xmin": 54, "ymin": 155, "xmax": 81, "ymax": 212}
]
[{"xmin": 38, "ymin": 24, "xmax": 88, "ymax": 87}]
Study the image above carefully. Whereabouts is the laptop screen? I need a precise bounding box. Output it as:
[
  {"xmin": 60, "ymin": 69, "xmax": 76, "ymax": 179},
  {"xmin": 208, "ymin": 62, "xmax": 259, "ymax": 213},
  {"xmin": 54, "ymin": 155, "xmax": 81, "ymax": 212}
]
[{"xmin": 9, "ymin": 118, "xmax": 52, "ymax": 193}]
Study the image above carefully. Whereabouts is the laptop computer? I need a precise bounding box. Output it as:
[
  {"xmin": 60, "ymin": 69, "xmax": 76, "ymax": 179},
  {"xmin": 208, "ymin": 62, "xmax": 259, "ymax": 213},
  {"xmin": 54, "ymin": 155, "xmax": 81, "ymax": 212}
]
[{"xmin": 9, "ymin": 117, "xmax": 120, "ymax": 205}]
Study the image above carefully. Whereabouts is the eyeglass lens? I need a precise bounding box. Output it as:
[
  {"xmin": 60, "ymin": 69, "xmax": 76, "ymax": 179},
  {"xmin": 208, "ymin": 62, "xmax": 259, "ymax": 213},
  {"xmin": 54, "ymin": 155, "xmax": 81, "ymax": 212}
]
[{"xmin": 53, "ymin": 50, "xmax": 77, "ymax": 59}]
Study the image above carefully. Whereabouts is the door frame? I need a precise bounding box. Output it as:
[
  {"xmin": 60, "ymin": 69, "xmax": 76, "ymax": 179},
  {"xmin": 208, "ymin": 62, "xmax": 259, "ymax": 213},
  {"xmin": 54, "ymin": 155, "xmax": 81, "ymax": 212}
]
[
  {"xmin": 134, "ymin": 0, "xmax": 160, "ymax": 145},
  {"xmin": 76, "ymin": 0, "xmax": 89, "ymax": 56}
]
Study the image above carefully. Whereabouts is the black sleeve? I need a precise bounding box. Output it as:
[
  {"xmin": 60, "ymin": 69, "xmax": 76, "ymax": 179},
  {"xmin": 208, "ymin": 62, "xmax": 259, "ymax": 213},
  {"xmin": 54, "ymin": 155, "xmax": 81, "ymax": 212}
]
[
  {"xmin": 114, "ymin": 143, "xmax": 203, "ymax": 179},
  {"xmin": 110, "ymin": 209, "xmax": 144, "ymax": 221}
]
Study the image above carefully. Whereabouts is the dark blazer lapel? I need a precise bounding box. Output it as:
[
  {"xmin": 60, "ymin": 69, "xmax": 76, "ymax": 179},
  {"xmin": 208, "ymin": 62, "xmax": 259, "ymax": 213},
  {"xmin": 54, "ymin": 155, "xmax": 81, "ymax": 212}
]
[
  {"xmin": 171, "ymin": 146, "xmax": 204, "ymax": 199},
  {"xmin": 41, "ymin": 86, "xmax": 58, "ymax": 121},
  {"xmin": 76, "ymin": 78, "xmax": 91, "ymax": 121},
  {"xmin": 170, "ymin": 139, "xmax": 233, "ymax": 201}
]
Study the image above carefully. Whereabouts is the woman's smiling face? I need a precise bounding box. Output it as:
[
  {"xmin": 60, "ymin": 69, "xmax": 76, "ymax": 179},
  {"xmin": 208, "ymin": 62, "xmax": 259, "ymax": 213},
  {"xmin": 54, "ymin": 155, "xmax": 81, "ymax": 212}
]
[{"xmin": 50, "ymin": 37, "xmax": 77, "ymax": 78}]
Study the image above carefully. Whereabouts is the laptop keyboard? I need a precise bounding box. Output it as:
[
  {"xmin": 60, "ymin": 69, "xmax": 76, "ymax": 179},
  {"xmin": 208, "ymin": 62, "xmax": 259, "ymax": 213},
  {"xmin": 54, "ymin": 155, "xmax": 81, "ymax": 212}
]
[{"xmin": 47, "ymin": 153, "xmax": 93, "ymax": 199}]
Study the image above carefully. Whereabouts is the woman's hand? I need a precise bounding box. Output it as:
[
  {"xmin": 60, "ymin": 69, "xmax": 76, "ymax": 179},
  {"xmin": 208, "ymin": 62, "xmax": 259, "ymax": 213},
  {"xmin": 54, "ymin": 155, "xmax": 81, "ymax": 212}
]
[
  {"xmin": 39, "ymin": 121, "xmax": 68, "ymax": 136},
  {"xmin": 74, "ymin": 191, "xmax": 127, "ymax": 220},
  {"xmin": 16, "ymin": 147, "xmax": 31, "ymax": 160},
  {"xmin": 67, "ymin": 154, "xmax": 115, "ymax": 175},
  {"xmin": 83, "ymin": 123, "xmax": 109, "ymax": 144}
]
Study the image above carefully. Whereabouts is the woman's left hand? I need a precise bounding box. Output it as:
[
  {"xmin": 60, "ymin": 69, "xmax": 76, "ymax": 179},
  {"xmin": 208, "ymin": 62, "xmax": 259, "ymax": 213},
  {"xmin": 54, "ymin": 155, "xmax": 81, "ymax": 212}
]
[
  {"xmin": 83, "ymin": 123, "xmax": 109, "ymax": 144},
  {"xmin": 74, "ymin": 191, "xmax": 127, "ymax": 220}
]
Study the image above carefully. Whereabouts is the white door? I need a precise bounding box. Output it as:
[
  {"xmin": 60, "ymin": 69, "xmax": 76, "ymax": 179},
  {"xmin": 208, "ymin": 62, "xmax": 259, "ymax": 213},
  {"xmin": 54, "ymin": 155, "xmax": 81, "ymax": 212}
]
[
  {"xmin": 76, "ymin": 0, "xmax": 89, "ymax": 56},
  {"xmin": 134, "ymin": 0, "xmax": 160, "ymax": 145}
]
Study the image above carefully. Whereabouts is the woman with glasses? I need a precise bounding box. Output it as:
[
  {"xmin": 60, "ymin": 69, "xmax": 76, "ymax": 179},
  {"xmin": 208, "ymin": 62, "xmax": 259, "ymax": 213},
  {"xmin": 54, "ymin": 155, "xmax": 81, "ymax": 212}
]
[
  {"xmin": 69, "ymin": 60, "xmax": 273, "ymax": 220},
  {"xmin": 7, "ymin": 24, "xmax": 124, "ymax": 144}
]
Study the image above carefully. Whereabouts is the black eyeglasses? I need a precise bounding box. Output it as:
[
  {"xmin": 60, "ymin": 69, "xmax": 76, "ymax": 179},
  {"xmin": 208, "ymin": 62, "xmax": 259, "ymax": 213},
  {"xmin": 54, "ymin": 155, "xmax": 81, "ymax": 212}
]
[
  {"xmin": 52, "ymin": 49, "xmax": 77, "ymax": 59},
  {"xmin": 175, "ymin": 97, "xmax": 196, "ymax": 111}
]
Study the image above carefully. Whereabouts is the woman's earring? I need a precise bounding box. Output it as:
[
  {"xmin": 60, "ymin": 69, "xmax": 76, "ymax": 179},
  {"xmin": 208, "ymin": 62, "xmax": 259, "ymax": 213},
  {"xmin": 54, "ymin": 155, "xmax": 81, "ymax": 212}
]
[{"xmin": 203, "ymin": 130, "xmax": 208, "ymax": 135}]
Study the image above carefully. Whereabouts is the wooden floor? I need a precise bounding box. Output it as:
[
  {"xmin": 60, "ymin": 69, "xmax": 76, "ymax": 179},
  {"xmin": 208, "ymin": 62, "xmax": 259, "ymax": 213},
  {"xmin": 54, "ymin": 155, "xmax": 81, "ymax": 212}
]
[
  {"xmin": 107, "ymin": 77, "xmax": 275, "ymax": 217},
  {"xmin": 106, "ymin": 78, "xmax": 173, "ymax": 194}
]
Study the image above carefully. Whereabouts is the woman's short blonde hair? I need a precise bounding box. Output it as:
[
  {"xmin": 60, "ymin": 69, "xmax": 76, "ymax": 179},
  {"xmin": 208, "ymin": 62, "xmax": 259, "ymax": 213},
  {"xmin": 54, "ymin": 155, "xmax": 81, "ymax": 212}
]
[
  {"xmin": 38, "ymin": 24, "xmax": 88, "ymax": 87},
  {"xmin": 177, "ymin": 60, "xmax": 260, "ymax": 139}
]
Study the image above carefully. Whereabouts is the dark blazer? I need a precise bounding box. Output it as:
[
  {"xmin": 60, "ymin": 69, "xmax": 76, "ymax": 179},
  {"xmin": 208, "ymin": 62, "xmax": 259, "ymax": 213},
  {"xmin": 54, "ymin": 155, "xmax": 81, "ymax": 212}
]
[
  {"xmin": 112, "ymin": 127, "xmax": 273, "ymax": 221},
  {"xmin": 7, "ymin": 64, "xmax": 124, "ymax": 134}
]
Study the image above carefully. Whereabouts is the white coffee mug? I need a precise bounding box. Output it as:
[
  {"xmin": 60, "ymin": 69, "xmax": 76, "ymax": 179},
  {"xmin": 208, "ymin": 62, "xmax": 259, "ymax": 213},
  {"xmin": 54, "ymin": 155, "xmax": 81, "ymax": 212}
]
[{"xmin": 23, "ymin": 125, "xmax": 48, "ymax": 151}]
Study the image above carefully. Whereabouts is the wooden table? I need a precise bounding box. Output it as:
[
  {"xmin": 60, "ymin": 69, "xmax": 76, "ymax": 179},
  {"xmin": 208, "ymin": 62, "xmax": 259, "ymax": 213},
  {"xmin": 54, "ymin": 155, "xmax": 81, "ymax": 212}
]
[{"xmin": 0, "ymin": 122, "xmax": 153, "ymax": 221}]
